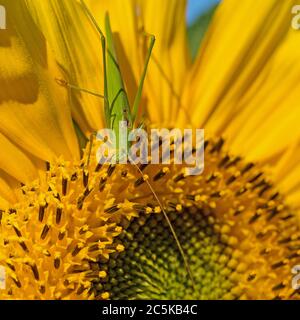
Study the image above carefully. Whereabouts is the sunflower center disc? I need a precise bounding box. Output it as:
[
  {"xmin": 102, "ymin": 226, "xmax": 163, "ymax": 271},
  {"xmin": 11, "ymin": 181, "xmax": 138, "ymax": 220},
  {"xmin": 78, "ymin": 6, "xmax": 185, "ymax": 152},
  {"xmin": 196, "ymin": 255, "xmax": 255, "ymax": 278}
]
[{"xmin": 1, "ymin": 138, "xmax": 300, "ymax": 300}]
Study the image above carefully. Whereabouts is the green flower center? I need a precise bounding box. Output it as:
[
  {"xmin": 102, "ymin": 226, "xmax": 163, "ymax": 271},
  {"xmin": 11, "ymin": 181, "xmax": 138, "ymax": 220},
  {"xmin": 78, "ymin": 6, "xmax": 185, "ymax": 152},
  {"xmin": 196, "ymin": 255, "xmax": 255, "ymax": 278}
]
[{"xmin": 98, "ymin": 208, "xmax": 238, "ymax": 300}]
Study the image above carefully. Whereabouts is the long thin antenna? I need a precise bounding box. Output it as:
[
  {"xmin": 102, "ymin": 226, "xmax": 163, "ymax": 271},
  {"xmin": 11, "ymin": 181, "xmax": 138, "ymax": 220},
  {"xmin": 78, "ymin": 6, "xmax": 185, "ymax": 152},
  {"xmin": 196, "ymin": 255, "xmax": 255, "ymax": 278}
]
[
  {"xmin": 80, "ymin": 0, "xmax": 110, "ymax": 127},
  {"xmin": 56, "ymin": 79, "xmax": 105, "ymax": 99},
  {"xmin": 131, "ymin": 34, "xmax": 156, "ymax": 122},
  {"xmin": 131, "ymin": 159, "xmax": 196, "ymax": 291}
]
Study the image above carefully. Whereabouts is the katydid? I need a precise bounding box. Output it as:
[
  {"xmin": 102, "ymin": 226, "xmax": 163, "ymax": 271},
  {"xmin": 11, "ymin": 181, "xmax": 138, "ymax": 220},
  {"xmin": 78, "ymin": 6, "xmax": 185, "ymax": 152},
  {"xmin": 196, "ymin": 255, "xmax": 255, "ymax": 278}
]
[{"xmin": 79, "ymin": 0, "xmax": 155, "ymax": 144}]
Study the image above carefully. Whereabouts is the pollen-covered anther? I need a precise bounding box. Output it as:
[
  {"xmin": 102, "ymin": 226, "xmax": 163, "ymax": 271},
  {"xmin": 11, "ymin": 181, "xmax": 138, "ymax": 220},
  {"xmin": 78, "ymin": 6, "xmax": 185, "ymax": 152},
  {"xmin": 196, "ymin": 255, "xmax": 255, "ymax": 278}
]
[
  {"xmin": 116, "ymin": 244, "xmax": 125, "ymax": 252},
  {"xmin": 134, "ymin": 174, "xmax": 149, "ymax": 187},
  {"xmin": 101, "ymin": 292, "xmax": 110, "ymax": 300}
]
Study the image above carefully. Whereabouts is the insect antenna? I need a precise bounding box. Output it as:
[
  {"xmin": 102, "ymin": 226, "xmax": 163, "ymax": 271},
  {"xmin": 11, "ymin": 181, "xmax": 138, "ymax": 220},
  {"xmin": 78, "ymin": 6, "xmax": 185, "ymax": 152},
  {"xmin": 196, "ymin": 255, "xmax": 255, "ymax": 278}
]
[
  {"xmin": 80, "ymin": 0, "xmax": 110, "ymax": 127},
  {"xmin": 130, "ymin": 158, "xmax": 197, "ymax": 292},
  {"xmin": 56, "ymin": 78, "xmax": 105, "ymax": 100}
]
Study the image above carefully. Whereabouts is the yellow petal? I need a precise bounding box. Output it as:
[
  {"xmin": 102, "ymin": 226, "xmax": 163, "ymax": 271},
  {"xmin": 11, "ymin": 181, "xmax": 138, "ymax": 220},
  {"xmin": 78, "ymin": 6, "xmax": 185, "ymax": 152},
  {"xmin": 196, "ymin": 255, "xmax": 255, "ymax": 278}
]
[
  {"xmin": 181, "ymin": 0, "xmax": 297, "ymax": 160},
  {"xmin": 25, "ymin": 0, "xmax": 105, "ymax": 134},
  {"xmin": 0, "ymin": 172, "xmax": 17, "ymax": 208},
  {"xmin": 224, "ymin": 29, "xmax": 300, "ymax": 161},
  {"xmin": 139, "ymin": 0, "xmax": 190, "ymax": 125},
  {"xmin": 0, "ymin": 1, "xmax": 79, "ymax": 161},
  {"xmin": 272, "ymin": 139, "xmax": 300, "ymax": 206},
  {"xmin": 0, "ymin": 133, "xmax": 37, "ymax": 183}
]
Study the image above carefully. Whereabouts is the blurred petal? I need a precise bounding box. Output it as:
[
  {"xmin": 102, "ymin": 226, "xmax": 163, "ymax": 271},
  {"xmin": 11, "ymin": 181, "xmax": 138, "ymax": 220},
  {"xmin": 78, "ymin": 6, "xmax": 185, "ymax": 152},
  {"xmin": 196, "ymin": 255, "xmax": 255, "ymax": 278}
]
[
  {"xmin": 139, "ymin": 0, "xmax": 190, "ymax": 124},
  {"xmin": 0, "ymin": 1, "xmax": 79, "ymax": 162}
]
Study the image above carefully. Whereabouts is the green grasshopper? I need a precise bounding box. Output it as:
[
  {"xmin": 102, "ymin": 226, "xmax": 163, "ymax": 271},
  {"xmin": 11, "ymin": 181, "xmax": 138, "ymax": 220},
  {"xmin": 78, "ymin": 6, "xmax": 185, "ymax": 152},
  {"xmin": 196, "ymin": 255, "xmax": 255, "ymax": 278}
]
[
  {"xmin": 78, "ymin": 1, "xmax": 155, "ymax": 148},
  {"xmin": 64, "ymin": 0, "xmax": 195, "ymax": 290}
]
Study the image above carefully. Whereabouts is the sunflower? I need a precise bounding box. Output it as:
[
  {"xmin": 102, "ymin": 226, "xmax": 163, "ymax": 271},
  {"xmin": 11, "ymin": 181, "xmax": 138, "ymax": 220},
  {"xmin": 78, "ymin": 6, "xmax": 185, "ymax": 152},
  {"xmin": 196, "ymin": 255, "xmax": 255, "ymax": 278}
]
[{"xmin": 0, "ymin": 0, "xmax": 300, "ymax": 300}]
